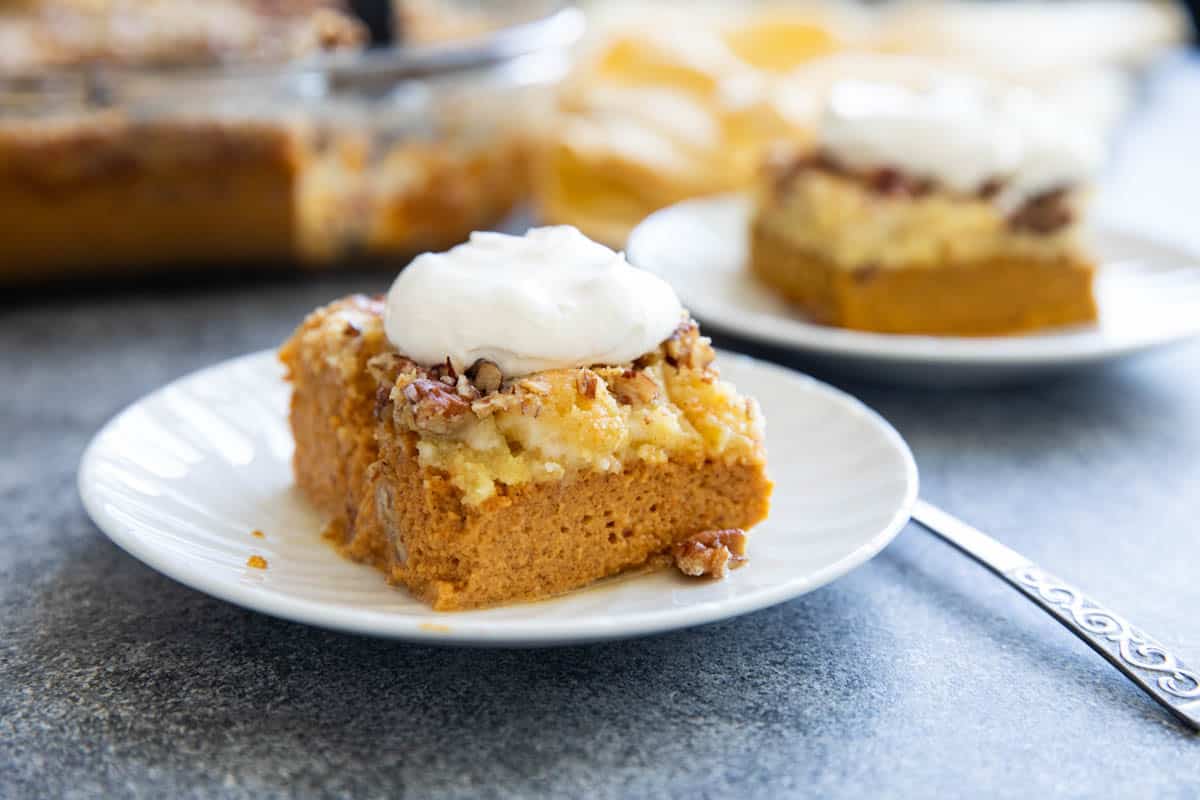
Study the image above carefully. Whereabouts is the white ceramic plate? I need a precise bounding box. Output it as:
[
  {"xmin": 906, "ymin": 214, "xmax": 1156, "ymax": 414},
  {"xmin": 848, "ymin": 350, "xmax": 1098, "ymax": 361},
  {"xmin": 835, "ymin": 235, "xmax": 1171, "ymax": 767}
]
[
  {"xmin": 627, "ymin": 195, "xmax": 1200, "ymax": 386},
  {"xmin": 78, "ymin": 350, "xmax": 917, "ymax": 646}
]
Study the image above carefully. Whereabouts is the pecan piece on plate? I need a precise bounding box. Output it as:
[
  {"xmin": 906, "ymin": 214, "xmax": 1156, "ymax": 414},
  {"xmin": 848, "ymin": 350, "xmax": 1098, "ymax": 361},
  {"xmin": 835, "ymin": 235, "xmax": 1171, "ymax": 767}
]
[{"xmin": 672, "ymin": 528, "xmax": 748, "ymax": 579}]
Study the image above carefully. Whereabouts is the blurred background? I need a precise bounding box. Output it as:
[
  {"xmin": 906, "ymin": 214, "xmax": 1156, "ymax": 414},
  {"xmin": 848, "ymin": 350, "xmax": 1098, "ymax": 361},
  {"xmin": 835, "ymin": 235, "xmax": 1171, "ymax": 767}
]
[{"xmin": 0, "ymin": 0, "xmax": 1192, "ymax": 290}]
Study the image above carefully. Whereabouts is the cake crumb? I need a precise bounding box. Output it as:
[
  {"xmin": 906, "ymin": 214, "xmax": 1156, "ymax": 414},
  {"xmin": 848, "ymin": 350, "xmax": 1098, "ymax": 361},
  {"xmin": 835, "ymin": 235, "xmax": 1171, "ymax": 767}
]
[
  {"xmin": 250, "ymin": 529, "xmax": 265, "ymax": 539},
  {"xmin": 246, "ymin": 555, "xmax": 268, "ymax": 570},
  {"xmin": 672, "ymin": 529, "xmax": 748, "ymax": 579}
]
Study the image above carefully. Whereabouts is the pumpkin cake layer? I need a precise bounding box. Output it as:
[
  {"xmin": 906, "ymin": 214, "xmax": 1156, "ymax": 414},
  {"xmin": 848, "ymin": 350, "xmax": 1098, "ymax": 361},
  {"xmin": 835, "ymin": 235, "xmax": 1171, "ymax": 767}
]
[
  {"xmin": 281, "ymin": 295, "xmax": 772, "ymax": 610},
  {"xmin": 279, "ymin": 295, "xmax": 391, "ymax": 527},
  {"xmin": 750, "ymin": 218, "xmax": 1097, "ymax": 335},
  {"xmin": 354, "ymin": 435, "xmax": 770, "ymax": 610}
]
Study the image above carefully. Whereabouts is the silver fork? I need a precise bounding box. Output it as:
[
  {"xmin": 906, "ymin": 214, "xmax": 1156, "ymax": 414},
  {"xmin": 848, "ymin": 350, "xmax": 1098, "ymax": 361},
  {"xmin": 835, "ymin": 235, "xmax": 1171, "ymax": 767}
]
[{"xmin": 911, "ymin": 499, "xmax": 1200, "ymax": 732}]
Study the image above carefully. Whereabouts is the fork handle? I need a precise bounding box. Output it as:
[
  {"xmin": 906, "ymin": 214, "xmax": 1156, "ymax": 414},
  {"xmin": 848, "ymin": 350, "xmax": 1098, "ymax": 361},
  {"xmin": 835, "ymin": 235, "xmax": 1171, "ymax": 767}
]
[{"xmin": 911, "ymin": 499, "xmax": 1200, "ymax": 732}]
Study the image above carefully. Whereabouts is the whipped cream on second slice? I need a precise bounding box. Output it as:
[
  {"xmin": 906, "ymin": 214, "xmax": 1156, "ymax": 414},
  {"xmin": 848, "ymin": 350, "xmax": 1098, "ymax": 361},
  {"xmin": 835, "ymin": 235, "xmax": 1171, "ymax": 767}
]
[
  {"xmin": 384, "ymin": 227, "xmax": 684, "ymax": 377},
  {"xmin": 820, "ymin": 80, "xmax": 1103, "ymax": 207}
]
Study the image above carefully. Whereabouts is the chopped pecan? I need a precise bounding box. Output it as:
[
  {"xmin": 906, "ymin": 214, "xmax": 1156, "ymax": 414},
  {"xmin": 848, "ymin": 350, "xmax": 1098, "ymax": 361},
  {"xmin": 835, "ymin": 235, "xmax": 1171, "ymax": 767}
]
[
  {"xmin": 865, "ymin": 167, "xmax": 934, "ymax": 197},
  {"xmin": 978, "ymin": 178, "xmax": 1004, "ymax": 200},
  {"xmin": 428, "ymin": 357, "xmax": 458, "ymax": 385},
  {"xmin": 466, "ymin": 359, "xmax": 503, "ymax": 394},
  {"xmin": 401, "ymin": 378, "xmax": 473, "ymax": 435},
  {"xmin": 663, "ymin": 321, "xmax": 715, "ymax": 371},
  {"xmin": 765, "ymin": 146, "xmax": 841, "ymax": 194},
  {"xmin": 1009, "ymin": 188, "xmax": 1074, "ymax": 234},
  {"xmin": 519, "ymin": 394, "xmax": 542, "ymax": 417},
  {"xmin": 576, "ymin": 369, "xmax": 600, "ymax": 400},
  {"xmin": 454, "ymin": 374, "xmax": 481, "ymax": 401},
  {"xmin": 632, "ymin": 351, "xmax": 659, "ymax": 369},
  {"xmin": 672, "ymin": 529, "xmax": 748, "ymax": 579},
  {"xmin": 471, "ymin": 392, "xmax": 520, "ymax": 418},
  {"xmin": 770, "ymin": 148, "xmax": 945, "ymax": 199},
  {"xmin": 612, "ymin": 369, "xmax": 659, "ymax": 405},
  {"xmin": 366, "ymin": 352, "xmax": 417, "ymax": 386}
]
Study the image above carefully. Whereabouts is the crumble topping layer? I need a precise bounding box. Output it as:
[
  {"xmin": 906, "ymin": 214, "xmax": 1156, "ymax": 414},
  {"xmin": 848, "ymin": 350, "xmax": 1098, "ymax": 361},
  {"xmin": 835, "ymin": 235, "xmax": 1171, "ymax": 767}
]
[
  {"xmin": 757, "ymin": 149, "xmax": 1088, "ymax": 271},
  {"xmin": 373, "ymin": 321, "xmax": 766, "ymax": 506},
  {"xmin": 819, "ymin": 80, "xmax": 1101, "ymax": 210}
]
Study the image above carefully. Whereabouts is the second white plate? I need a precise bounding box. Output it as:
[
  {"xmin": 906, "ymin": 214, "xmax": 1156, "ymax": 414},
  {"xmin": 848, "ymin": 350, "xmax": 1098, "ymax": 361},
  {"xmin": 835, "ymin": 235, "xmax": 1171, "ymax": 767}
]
[
  {"xmin": 628, "ymin": 195, "xmax": 1200, "ymax": 385},
  {"xmin": 78, "ymin": 349, "xmax": 917, "ymax": 647}
]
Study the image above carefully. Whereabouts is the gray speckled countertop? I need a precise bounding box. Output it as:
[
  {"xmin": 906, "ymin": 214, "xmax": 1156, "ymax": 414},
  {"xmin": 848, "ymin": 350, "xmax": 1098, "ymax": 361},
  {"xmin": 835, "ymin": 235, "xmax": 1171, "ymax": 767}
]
[{"xmin": 4, "ymin": 57, "xmax": 1200, "ymax": 800}]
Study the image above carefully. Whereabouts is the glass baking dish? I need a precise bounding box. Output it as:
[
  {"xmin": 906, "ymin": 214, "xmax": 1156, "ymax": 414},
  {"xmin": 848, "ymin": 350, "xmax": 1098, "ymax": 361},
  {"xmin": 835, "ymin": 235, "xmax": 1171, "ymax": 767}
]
[{"xmin": 0, "ymin": 1, "xmax": 583, "ymax": 284}]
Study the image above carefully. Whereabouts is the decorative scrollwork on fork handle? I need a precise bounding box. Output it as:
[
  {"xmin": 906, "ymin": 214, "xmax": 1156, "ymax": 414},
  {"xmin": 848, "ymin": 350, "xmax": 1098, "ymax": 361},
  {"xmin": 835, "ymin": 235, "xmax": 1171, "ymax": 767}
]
[
  {"xmin": 910, "ymin": 500, "xmax": 1200, "ymax": 732},
  {"xmin": 1009, "ymin": 566, "xmax": 1200, "ymax": 713}
]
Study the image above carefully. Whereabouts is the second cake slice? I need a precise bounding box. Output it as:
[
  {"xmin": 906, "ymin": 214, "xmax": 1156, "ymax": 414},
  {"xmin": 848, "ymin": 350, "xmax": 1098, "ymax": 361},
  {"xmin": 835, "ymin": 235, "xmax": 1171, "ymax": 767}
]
[{"xmin": 751, "ymin": 80, "xmax": 1101, "ymax": 336}]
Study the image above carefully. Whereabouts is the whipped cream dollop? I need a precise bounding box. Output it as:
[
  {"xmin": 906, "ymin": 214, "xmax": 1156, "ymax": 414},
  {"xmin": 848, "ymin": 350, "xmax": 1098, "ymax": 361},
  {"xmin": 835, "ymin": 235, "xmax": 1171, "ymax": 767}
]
[
  {"xmin": 383, "ymin": 227, "xmax": 684, "ymax": 377},
  {"xmin": 820, "ymin": 80, "xmax": 1103, "ymax": 208}
]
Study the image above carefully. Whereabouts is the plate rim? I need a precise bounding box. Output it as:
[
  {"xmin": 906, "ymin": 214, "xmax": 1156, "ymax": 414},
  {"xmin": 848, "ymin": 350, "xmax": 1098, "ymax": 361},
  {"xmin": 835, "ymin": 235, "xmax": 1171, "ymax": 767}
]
[
  {"xmin": 627, "ymin": 193, "xmax": 1200, "ymax": 368},
  {"xmin": 78, "ymin": 349, "xmax": 919, "ymax": 647}
]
